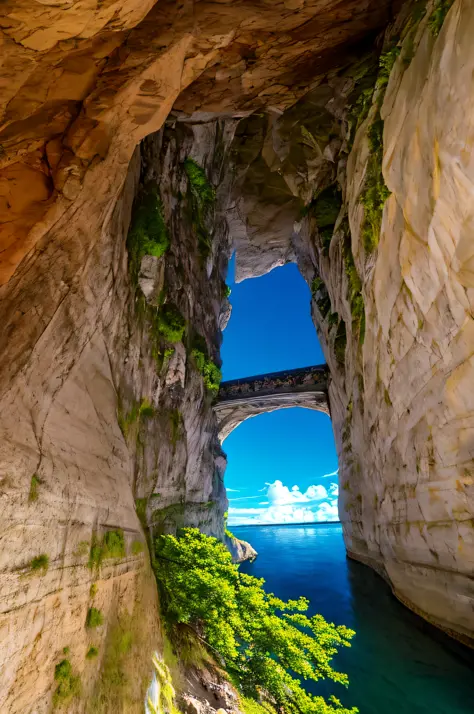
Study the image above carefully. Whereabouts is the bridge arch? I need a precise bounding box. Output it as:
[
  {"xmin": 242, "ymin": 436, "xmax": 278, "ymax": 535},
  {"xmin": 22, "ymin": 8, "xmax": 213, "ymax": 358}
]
[{"xmin": 214, "ymin": 365, "xmax": 329, "ymax": 442}]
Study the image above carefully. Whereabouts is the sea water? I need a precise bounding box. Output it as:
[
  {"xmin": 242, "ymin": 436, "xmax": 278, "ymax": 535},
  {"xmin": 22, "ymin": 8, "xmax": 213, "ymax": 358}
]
[{"xmin": 234, "ymin": 523, "xmax": 474, "ymax": 714}]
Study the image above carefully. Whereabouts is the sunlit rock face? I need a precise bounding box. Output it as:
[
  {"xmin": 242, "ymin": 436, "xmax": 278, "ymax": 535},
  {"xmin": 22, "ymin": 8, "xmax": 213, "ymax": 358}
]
[
  {"xmin": 229, "ymin": 0, "xmax": 474, "ymax": 646},
  {"xmin": 1, "ymin": 0, "xmax": 473, "ymax": 709}
]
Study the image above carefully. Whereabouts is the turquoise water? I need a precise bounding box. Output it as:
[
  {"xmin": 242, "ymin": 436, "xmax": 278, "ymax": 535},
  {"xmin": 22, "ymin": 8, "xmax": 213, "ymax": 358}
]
[{"xmin": 234, "ymin": 524, "xmax": 474, "ymax": 714}]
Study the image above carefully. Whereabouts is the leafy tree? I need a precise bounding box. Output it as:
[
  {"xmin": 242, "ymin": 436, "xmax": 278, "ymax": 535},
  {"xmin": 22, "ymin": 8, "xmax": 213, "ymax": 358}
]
[{"xmin": 154, "ymin": 528, "xmax": 357, "ymax": 714}]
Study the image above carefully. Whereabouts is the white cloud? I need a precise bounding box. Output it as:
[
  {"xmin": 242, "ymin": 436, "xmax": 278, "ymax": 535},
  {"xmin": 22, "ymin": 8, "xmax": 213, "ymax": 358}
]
[
  {"xmin": 226, "ymin": 488, "xmax": 240, "ymax": 493},
  {"xmin": 228, "ymin": 478, "xmax": 340, "ymax": 526},
  {"xmin": 321, "ymin": 468, "xmax": 339, "ymax": 479}
]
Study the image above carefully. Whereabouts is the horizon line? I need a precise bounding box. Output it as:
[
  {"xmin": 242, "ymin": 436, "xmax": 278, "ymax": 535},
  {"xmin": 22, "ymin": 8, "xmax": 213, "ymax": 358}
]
[{"xmin": 230, "ymin": 520, "xmax": 341, "ymax": 528}]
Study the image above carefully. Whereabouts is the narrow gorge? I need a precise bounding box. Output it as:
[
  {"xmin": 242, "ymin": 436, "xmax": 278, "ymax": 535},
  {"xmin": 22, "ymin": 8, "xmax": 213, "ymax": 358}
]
[{"xmin": 1, "ymin": 0, "xmax": 473, "ymax": 712}]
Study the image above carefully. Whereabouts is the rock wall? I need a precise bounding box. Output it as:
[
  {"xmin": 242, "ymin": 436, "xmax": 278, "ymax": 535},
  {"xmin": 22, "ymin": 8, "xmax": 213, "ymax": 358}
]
[
  {"xmin": 1, "ymin": 0, "xmax": 474, "ymax": 709},
  {"xmin": 230, "ymin": 0, "xmax": 474, "ymax": 646}
]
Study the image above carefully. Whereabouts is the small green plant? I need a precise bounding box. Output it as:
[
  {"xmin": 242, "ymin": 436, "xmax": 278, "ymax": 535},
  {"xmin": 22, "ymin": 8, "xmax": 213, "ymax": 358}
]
[
  {"xmin": 376, "ymin": 46, "xmax": 400, "ymax": 90},
  {"xmin": 428, "ymin": 0, "xmax": 454, "ymax": 36},
  {"xmin": 86, "ymin": 646, "xmax": 99, "ymax": 660},
  {"xmin": 63, "ymin": 647, "xmax": 70, "ymax": 656},
  {"xmin": 184, "ymin": 158, "xmax": 216, "ymax": 258},
  {"xmin": 30, "ymin": 554, "xmax": 49, "ymax": 574},
  {"xmin": 86, "ymin": 607, "xmax": 104, "ymax": 629},
  {"xmin": 135, "ymin": 498, "xmax": 147, "ymax": 529},
  {"xmin": 242, "ymin": 697, "xmax": 276, "ymax": 714},
  {"xmin": 28, "ymin": 474, "xmax": 40, "ymax": 503},
  {"xmin": 90, "ymin": 583, "xmax": 98, "ymax": 597},
  {"xmin": 127, "ymin": 185, "xmax": 169, "ymax": 277},
  {"xmin": 154, "ymin": 529, "xmax": 356, "ymax": 714},
  {"xmin": 139, "ymin": 398, "xmax": 155, "ymax": 419},
  {"xmin": 157, "ymin": 304, "xmax": 185, "ymax": 343},
  {"xmin": 343, "ymin": 232, "xmax": 365, "ymax": 345},
  {"xmin": 89, "ymin": 535, "xmax": 104, "ymax": 569},
  {"xmin": 53, "ymin": 659, "xmax": 81, "ymax": 707},
  {"xmin": 361, "ymin": 114, "xmax": 391, "ymax": 252},
  {"xmin": 103, "ymin": 529, "xmax": 126, "ymax": 559},
  {"xmin": 131, "ymin": 540, "xmax": 144, "ymax": 555},
  {"xmin": 311, "ymin": 276, "xmax": 324, "ymax": 294},
  {"xmin": 191, "ymin": 348, "xmax": 222, "ymax": 396},
  {"xmin": 225, "ymin": 285, "xmax": 232, "ymax": 298}
]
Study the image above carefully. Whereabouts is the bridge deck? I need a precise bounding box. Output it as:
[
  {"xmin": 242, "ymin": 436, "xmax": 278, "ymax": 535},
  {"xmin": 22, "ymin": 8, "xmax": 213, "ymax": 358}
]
[{"xmin": 217, "ymin": 364, "xmax": 328, "ymax": 404}]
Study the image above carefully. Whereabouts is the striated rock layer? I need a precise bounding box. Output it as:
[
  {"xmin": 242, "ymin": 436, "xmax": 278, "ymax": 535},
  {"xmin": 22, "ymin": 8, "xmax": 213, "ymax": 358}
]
[{"xmin": 1, "ymin": 0, "xmax": 474, "ymax": 710}]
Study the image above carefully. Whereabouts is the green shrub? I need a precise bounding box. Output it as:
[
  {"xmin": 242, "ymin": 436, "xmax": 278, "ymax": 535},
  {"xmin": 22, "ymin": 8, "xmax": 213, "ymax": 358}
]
[
  {"xmin": 184, "ymin": 158, "xmax": 215, "ymax": 258},
  {"xmin": 127, "ymin": 185, "xmax": 169, "ymax": 276},
  {"xmin": 86, "ymin": 607, "xmax": 104, "ymax": 629},
  {"xmin": 242, "ymin": 697, "xmax": 276, "ymax": 714},
  {"xmin": 428, "ymin": 0, "xmax": 454, "ymax": 36},
  {"xmin": 90, "ymin": 583, "xmax": 98, "ymax": 597},
  {"xmin": 63, "ymin": 647, "xmax": 70, "ymax": 656},
  {"xmin": 157, "ymin": 304, "xmax": 186, "ymax": 343},
  {"xmin": 154, "ymin": 528, "xmax": 357, "ymax": 714},
  {"xmin": 103, "ymin": 529, "xmax": 126, "ymax": 559},
  {"xmin": 191, "ymin": 348, "xmax": 222, "ymax": 396},
  {"xmin": 225, "ymin": 285, "xmax": 232, "ymax": 298},
  {"xmin": 53, "ymin": 659, "xmax": 81, "ymax": 707},
  {"xmin": 30, "ymin": 554, "xmax": 49, "ymax": 574},
  {"xmin": 28, "ymin": 474, "xmax": 40, "ymax": 503},
  {"xmin": 86, "ymin": 646, "xmax": 99, "ymax": 660}
]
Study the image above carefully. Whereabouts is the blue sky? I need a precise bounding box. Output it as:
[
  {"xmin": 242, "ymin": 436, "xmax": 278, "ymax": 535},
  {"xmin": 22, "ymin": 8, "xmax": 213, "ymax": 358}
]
[{"xmin": 221, "ymin": 257, "xmax": 339, "ymax": 526}]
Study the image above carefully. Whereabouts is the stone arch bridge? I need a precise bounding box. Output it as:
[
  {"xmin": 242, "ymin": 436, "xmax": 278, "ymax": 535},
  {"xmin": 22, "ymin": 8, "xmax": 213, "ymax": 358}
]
[{"xmin": 214, "ymin": 365, "xmax": 329, "ymax": 442}]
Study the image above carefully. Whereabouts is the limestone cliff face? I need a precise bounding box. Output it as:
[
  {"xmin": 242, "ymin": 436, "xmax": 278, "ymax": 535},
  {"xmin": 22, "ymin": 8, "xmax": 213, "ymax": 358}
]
[
  {"xmin": 230, "ymin": 0, "xmax": 474, "ymax": 646},
  {"xmin": 1, "ymin": 0, "xmax": 474, "ymax": 710}
]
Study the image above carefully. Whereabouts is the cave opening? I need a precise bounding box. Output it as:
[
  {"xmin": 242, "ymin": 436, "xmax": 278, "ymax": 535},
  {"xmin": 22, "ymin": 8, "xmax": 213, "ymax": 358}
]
[{"xmin": 221, "ymin": 255, "xmax": 339, "ymax": 527}]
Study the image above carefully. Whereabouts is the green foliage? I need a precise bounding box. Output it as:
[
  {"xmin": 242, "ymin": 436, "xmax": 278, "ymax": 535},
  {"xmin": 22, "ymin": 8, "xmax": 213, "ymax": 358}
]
[
  {"xmin": 343, "ymin": 234, "xmax": 365, "ymax": 345},
  {"xmin": 30, "ymin": 553, "xmax": 49, "ymax": 574},
  {"xmin": 225, "ymin": 285, "xmax": 232, "ymax": 298},
  {"xmin": 63, "ymin": 647, "xmax": 70, "ymax": 656},
  {"xmin": 311, "ymin": 277, "xmax": 324, "ymax": 294},
  {"xmin": 89, "ymin": 536, "xmax": 103, "ymax": 569},
  {"xmin": 53, "ymin": 659, "xmax": 81, "ymax": 707},
  {"xmin": 139, "ymin": 398, "xmax": 155, "ymax": 419},
  {"xmin": 28, "ymin": 473, "xmax": 40, "ymax": 503},
  {"xmin": 135, "ymin": 498, "xmax": 148, "ymax": 529},
  {"xmin": 86, "ymin": 646, "xmax": 99, "ymax": 660},
  {"xmin": 184, "ymin": 158, "xmax": 216, "ymax": 258},
  {"xmin": 157, "ymin": 304, "xmax": 186, "ymax": 344},
  {"xmin": 376, "ymin": 46, "xmax": 400, "ymax": 91},
  {"xmin": 103, "ymin": 529, "xmax": 126, "ymax": 559},
  {"xmin": 89, "ymin": 529, "xmax": 125, "ymax": 568},
  {"xmin": 242, "ymin": 697, "xmax": 276, "ymax": 714},
  {"xmin": 334, "ymin": 320, "xmax": 347, "ymax": 363},
  {"xmin": 191, "ymin": 348, "xmax": 222, "ymax": 396},
  {"xmin": 90, "ymin": 583, "xmax": 98, "ymax": 597},
  {"xmin": 127, "ymin": 185, "xmax": 169, "ymax": 277},
  {"xmin": 146, "ymin": 652, "xmax": 177, "ymax": 714},
  {"xmin": 328, "ymin": 311, "xmax": 339, "ymax": 328},
  {"xmin": 86, "ymin": 607, "xmax": 104, "ymax": 629},
  {"xmin": 428, "ymin": 0, "xmax": 454, "ymax": 36},
  {"xmin": 131, "ymin": 540, "xmax": 144, "ymax": 555},
  {"xmin": 304, "ymin": 185, "xmax": 342, "ymax": 253},
  {"xmin": 361, "ymin": 114, "xmax": 390, "ymax": 252},
  {"xmin": 154, "ymin": 528, "xmax": 357, "ymax": 714}
]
